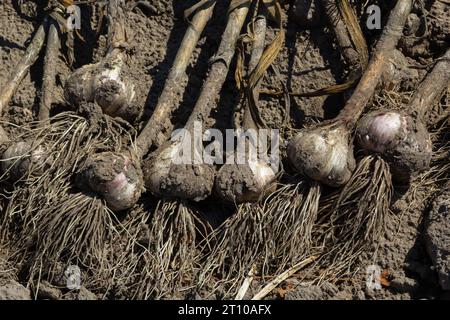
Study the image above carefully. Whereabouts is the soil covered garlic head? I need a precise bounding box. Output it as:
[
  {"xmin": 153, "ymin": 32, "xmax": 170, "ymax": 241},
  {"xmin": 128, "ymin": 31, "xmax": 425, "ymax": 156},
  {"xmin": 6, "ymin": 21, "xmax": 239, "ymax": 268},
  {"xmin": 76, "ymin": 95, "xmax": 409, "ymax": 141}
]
[
  {"xmin": 356, "ymin": 110, "xmax": 432, "ymax": 182},
  {"xmin": 64, "ymin": 49, "xmax": 138, "ymax": 122},
  {"xmin": 1, "ymin": 141, "xmax": 51, "ymax": 181},
  {"xmin": 144, "ymin": 142, "xmax": 215, "ymax": 202},
  {"xmin": 77, "ymin": 151, "xmax": 144, "ymax": 211},
  {"xmin": 287, "ymin": 123, "xmax": 356, "ymax": 187},
  {"xmin": 215, "ymin": 160, "xmax": 276, "ymax": 204}
]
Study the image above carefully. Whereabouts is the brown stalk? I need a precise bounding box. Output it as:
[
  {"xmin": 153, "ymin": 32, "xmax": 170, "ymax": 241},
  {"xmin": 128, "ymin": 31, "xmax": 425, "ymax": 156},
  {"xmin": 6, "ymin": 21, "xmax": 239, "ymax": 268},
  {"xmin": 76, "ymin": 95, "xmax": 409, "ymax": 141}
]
[
  {"xmin": 182, "ymin": 0, "xmax": 251, "ymax": 134},
  {"xmin": 338, "ymin": 0, "xmax": 413, "ymax": 127},
  {"xmin": 411, "ymin": 48, "xmax": 450, "ymax": 120},
  {"xmin": 321, "ymin": 0, "xmax": 367, "ymax": 76},
  {"xmin": 0, "ymin": 23, "xmax": 47, "ymax": 114},
  {"xmin": 38, "ymin": 20, "xmax": 61, "ymax": 121},
  {"xmin": 135, "ymin": 0, "xmax": 217, "ymax": 157}
]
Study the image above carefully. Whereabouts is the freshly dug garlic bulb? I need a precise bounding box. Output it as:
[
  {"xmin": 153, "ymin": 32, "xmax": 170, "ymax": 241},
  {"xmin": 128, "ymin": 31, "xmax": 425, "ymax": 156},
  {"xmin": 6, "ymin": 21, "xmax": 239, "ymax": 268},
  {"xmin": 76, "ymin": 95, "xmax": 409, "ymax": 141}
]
[
  {"xmin": 77, "ymin": 152, "xmax": 144, "ymax": 211},
  {"xmin": 144, "ymin": 142, "xmax": 215, "ymax": 202},
  {"xmin": 64, "ymin": 49, "xmax": 138, "ymax": 122},
  {"xmin": 215, "ymin": 160, "xmax": 276, "ymax": 204},
  {"xmin": 287, "ymin": 123, "xmax": 356, "ymax": 187},
  {"xmin": 143, "ymin": 142, "xmax": 180, "ymax": 196},
  {"xmin": 1, "ymin": 141, "xmax": 50, "ymax": 181},
  {"xmin": 356, "ymin": 110, "xmax": 432, "ymax": 182}
]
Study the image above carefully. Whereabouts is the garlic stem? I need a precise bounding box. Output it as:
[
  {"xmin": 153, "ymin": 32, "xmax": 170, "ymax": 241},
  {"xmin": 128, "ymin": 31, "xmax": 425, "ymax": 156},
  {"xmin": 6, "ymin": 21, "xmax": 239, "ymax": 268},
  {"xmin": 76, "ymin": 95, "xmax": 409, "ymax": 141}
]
[
  {"xmin": 215, "ymin": 11, "xmax": 276, "ymax": 203},
  {"xmin": 337, "ymin": 0, "xmax": 413, "ymax": 128},
  {"xmin": 135, "ymin": 1, "xmax": 217, "ymax": 158},
  {"xmin": 0, "ymin": 22, "xmax": 47, "ymax": 114}
]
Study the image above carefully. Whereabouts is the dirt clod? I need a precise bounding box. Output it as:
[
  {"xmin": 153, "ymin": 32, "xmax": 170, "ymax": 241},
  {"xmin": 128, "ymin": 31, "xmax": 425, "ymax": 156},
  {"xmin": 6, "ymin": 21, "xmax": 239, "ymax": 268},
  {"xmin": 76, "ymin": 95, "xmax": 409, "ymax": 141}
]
[
  {"xmin": 162, "ymin": 164, "xmax": 215, "ymax": 202},
  {"xmin": 215, "ymin": 164, "xmax": 258, "ymax": 203},
  {"xmin": 63, "ymin": 287, "xmax": 98, "ymax": 300},
  {"xmin": 0, "ymin": 280, "xmax": 31, "ymax": 300}
]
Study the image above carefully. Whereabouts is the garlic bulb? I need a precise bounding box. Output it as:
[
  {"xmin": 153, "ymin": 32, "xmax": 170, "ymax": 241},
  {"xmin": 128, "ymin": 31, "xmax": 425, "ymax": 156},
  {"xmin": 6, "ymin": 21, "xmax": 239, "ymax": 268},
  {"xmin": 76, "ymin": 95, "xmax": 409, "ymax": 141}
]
[
  {"xmin": 356, "ymin": 110, "xmax": 432, "ymax": 182},
  {"xmin": 287, "ymin": 123, "xmax": 356, "ymax": 187},
  {"xmin": 77, "ymin": 152, "xmax": 144, "ymax": 211},
  {"xmin": 64, "ymin": 49, "xmax": 138, "ymax": 122},
  {"xmin": 144, "ymin": 143, "xmax": 215, "ymax": 202},
  {"xmin": 143, "ymin": 142, "xmax": 180, "ymax": 196},
  {"xmin": 215, "ymin": 160, "xmax": 276, "ymax": 203},
  {"xmin": 1, "ymin": 141, "xmax": 50, "ymax": 180}
]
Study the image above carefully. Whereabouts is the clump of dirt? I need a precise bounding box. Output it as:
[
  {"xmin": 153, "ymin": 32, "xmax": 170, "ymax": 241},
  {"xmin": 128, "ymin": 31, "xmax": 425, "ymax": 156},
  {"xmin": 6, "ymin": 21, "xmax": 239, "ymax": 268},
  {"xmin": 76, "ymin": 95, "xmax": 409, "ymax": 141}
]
[
  {"xmin": 163, "ymin": 163, "xmax": 216, "ymax": 202},
  {"xmin": 0, "ymin": 125, "xmax": 9, "ymax": 146},
  {"xmin": 382, "ymin": 49, "xmax": 423, "ymax": 91},
  {"xmin": 427, "ymin": 1, "xmax": 450, "ymax": 47},
  {"xmin": 0, "ymin": 246, "xmax": 29, "ymax": 300},
  {"xmin": 399, "ymin": 1, "xmax": 450, "ymax": 61},
  {"xmin": 214, "ymin": 163, "xmax": 273, "ymax": 203},
  {"xmin": 0, "ymin": 280, "xmax": 31, "ymax": 300}
]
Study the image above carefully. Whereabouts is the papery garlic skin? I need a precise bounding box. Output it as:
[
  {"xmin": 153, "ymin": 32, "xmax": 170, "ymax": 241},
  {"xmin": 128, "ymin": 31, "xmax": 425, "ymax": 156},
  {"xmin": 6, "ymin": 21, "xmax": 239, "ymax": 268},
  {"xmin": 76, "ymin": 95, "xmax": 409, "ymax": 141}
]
[
  {"xmin": 77, "ymin": 152, "xmax": 144, "ymax": 211},
  {"xmin": 287, "ymin": 124, "xmax": 356, "ymax": 187},
  {"xmin": 356, "ymin": 110, "xmax": 432, "ymax": 182},
  {"xmin": 64, "ymin": 50, "xmax": 137, "ymax": 122},
  {"xmin": 93, "ymin": 50, "xmax": 136, "ymax": 121},
  {"xmin": 1, "ymin": 141, "xmax": 50, "ymax": 180},
  {"xmin": 215, "ymin": 159, "xmax": 276, "ymax": 204},
  {"xmin": 356, "ymin": 112, "xmax": 406, "ymax": 153}
]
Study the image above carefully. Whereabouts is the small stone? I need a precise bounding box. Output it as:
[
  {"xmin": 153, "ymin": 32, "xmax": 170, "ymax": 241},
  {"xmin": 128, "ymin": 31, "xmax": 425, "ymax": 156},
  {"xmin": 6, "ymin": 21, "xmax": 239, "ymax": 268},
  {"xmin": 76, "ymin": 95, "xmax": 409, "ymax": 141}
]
[
  {"xmin": 285, "ymin": 285, "xmax": 323, "ymax": 300},
  {"xmin": 36, "ymin": 281, "xmax": 62, "ymax": 300},
  {"xmin": 0, "ymin": 280, "xmax": 31, "ymax": 300},
  {"xmin": 63, "ymin": 287, "xmax": 98, "ymax": 300}
]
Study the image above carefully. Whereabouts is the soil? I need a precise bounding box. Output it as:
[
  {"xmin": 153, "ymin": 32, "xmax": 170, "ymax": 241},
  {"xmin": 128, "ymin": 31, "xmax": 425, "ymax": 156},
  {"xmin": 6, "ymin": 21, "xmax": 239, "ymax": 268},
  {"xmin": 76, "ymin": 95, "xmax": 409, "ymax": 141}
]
[
  {"xmin": 0, "ymin": 0, "xmax": 449, "ymax": 300},
  {"xmin": 163, "ymin": 163, "xmax": 216, "ymax": 201},
  {"xmin": 426, "ymin": 190, "xmax": 450, "ymax": 291}
]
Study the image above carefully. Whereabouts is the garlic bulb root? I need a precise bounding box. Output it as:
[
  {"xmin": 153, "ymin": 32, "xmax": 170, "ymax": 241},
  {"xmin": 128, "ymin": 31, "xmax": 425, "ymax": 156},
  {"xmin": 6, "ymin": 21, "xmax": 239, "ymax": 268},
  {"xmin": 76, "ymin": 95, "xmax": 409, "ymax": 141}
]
[{"xmin": 1, "ymin": 141, "xmax": 50, "ymax": 180}]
